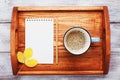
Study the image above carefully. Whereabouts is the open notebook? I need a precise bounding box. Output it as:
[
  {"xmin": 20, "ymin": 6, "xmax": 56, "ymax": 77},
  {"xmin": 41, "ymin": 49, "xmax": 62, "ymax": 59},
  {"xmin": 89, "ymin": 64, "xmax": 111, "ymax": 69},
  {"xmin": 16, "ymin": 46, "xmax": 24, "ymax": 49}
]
[{"xmin": 25, "ymin": 18, "xmax": 54, "ymax": 64}]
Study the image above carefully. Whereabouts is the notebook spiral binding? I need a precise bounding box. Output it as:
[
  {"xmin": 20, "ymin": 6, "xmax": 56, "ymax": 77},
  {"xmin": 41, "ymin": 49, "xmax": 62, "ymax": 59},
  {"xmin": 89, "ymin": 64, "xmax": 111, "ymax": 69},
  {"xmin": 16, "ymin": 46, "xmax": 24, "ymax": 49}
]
[{"xmin": 26, "ymin": 18, "xmax": 53, "ymax": 21}]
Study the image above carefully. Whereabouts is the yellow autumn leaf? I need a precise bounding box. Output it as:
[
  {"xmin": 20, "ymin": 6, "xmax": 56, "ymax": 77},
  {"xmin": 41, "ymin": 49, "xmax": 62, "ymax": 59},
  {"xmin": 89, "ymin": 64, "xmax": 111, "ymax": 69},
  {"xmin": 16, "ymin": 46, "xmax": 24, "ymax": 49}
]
[
  {"xmin": 25, "ymin": 59, "xmax": 38, "ymax": 67},
  {"xmin": 24, "ymin": 48, "xmax": 33, "ymax": 59},
  {"xmin": 17, "ymin": 52, "xmax": 25, "ymax": 63}
]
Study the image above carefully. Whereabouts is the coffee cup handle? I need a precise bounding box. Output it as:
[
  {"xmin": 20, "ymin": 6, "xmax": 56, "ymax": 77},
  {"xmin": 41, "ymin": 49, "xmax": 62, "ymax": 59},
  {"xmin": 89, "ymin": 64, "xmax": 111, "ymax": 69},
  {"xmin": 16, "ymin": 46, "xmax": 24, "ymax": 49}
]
[{"xmin": 91, "ymin": 37, "xmax": 100, "ymax": 42}]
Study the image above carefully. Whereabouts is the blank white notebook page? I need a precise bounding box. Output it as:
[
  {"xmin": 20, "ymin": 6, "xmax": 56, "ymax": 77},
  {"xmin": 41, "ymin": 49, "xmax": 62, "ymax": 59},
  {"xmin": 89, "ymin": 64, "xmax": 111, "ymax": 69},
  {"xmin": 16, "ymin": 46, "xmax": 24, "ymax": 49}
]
[{"xmin": 25, "ymin": 18, "xmax": 54, "ymax": 64}]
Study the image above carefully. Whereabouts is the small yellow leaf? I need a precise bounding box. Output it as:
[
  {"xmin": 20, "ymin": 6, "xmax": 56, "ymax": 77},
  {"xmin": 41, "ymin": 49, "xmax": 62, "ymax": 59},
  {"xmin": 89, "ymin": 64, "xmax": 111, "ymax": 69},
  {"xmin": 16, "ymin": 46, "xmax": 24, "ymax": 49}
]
[
  {"xmin": 17, "ymin": 52, "xmax": 25, "ymax": 63},
  {"xmin": 24, "ymin": 48, "xmax": 33, "ymax": 59},
  {"xmin": 25, "ymin": 59, "xmax": 38, "ymax": 67}
]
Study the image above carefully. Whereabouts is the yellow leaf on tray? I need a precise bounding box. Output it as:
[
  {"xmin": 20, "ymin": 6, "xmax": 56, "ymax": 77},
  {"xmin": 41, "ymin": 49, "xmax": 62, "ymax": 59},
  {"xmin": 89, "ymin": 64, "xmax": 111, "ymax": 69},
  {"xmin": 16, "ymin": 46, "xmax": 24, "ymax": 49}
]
[
  {"xmin": 17, "ymin": 52, "xmax": 25, "ymax": 63},
  {"xmin": 25, "ymin": 59, "xmax": 38, "ymax": 67},
  {"xmin": 24, "ymin": 48, "xmax": 33, "ymax": 59}
]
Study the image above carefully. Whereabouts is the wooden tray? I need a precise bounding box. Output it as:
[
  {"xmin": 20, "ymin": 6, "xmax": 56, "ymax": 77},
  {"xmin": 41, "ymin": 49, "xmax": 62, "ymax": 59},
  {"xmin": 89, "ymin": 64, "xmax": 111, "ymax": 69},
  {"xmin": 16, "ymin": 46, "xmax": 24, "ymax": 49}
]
[{"xmin": 11, "ymin": 6, "xmax": 110, "ymax": 75}]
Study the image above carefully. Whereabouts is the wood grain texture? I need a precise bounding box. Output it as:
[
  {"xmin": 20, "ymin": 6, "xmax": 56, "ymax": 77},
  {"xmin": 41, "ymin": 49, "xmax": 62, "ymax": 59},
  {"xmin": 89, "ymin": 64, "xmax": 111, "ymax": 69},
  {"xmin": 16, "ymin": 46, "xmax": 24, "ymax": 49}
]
[
  {"xmin": 102, "ymin": 6, "xmax": 110, "ymax": 74},
  {"xmin": 10, "ymin": 6, "xmax": 110, "ymax": 75},
  {"xmin": 0, "ymin": 52, "xmax": 120, "ymax": 80},
  {"xmin": 0, "ymin": 23, "xmax": 10, "ymax": 52},
  {"xmin": 0, "ymin": 53, "xmax": 12, "ymax": 77},
  {"xmin": 0, "ymin": 0, "xmax": 120, "ymax": 79},
  {"xmin": 10, "ymin": 7, "xmax": 19, "ymax": 75},
  {"xmin": 111, "ymin": 23, "xmax": 120, "ymax": 53},
  {"xmin": 17, "ymin": 6, "xmax": 104, "ymax": 11},
  {"xmin": 1, "ymin": 23, "xmax": 119, "ymax": 53},
  {"xmin": 0, "ymin": 0, "xmax": 120, "ymax": 22}
]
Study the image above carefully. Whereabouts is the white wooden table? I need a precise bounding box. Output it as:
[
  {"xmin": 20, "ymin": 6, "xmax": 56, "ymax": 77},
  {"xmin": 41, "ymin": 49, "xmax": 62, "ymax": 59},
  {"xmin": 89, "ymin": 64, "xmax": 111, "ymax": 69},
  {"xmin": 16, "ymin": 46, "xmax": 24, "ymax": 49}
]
[{"xmin": 0, "ymin": 0, "xmax": 120, "ymax": 80}]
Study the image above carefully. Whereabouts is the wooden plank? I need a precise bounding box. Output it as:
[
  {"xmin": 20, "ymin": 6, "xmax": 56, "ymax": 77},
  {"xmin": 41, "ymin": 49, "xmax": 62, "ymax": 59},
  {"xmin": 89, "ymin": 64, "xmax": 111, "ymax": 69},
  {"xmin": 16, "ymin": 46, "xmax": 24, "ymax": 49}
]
[
  {"xmin": 0, "ymin": 23, "xmax": 10, "ymax": 52},
  {"xmin": 10, "ymin": 7, "xmax": 19, "ymax": 75},
  {"xmin": 0, "ymin": 0, "xmax": 120, "ymax": 22},
  {"xmin": 18, "ymin": 6, "xmax": 103, "ymax": 11},
  {"xmin": 0, "ymin": 52, "xmax": 120, "ymax": 79},
  {"xmin": 111, "ymin": 23, "xmax": 120, "ymax": 53},
  {"xmin": 18, "ymin": 71, "xmax": 104, "ymax": 75},
  {"xmin": 0, "ymin": 23, "xmax": 118, "ymax": 52},
  {"xmin": 0, "ymin": 53, "xmax": 12, "ymax": 77},
  {"xmin": 102, "ymin": 6, "xmax": 110, "ymax": 74}
]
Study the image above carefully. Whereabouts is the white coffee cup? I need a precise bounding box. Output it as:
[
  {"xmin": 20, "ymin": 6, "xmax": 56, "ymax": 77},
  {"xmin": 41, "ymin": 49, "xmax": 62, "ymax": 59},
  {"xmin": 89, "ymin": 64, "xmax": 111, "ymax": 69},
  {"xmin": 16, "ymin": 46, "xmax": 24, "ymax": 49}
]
[{"xmin": 63, "ymin": 27, "xmax": 100, "ymax": 55}]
